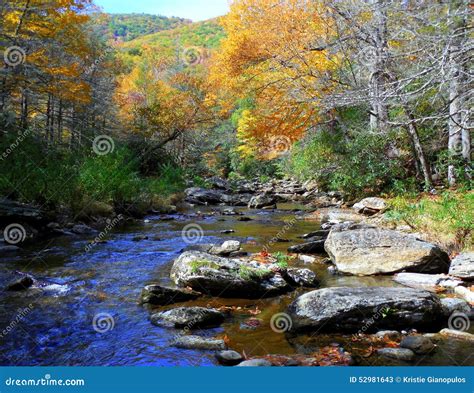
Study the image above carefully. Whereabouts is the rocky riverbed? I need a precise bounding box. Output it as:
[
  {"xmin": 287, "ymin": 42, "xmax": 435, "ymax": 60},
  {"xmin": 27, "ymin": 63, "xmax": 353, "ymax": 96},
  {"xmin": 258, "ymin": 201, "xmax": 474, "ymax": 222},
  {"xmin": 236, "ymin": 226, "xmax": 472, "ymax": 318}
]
[{"xmin": 0, "ymin": 179, "xmax": 473, "ymax": 366}]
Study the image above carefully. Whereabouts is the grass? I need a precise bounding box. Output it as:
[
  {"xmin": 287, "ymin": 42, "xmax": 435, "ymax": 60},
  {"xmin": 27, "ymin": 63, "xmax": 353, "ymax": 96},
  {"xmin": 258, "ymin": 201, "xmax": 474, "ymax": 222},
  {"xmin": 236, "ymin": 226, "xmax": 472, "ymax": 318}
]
[
  {"xmin": 238, "ymin": 265, "xmax": 272, "ymax": 281},
  {"xmin": 385, "ymin": 190, "xmax": 474, "ymax": 253},
  {"xmin": 189, "ymin": 260, "xmax": 221, "ymax": 274},
  {"xmin": 273, "ymin": 252, "xmax": 289, "ymax": 270}
]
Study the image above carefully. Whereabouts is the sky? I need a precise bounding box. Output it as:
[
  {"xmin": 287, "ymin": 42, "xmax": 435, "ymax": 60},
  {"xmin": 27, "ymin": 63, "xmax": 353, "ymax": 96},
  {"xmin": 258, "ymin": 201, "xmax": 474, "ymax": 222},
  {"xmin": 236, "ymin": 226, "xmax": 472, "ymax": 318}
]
[{"xmin": 94, "ymin": 0, "xmax": 230, "ymax": 21}]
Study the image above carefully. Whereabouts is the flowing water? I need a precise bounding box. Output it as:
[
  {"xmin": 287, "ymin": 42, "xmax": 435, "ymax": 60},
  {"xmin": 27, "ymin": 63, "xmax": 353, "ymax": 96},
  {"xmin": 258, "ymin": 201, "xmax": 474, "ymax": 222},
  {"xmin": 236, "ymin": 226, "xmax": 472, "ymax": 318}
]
[{"xmin": 0, "ymin": 205, "xmax": 472, "ymax": 366}]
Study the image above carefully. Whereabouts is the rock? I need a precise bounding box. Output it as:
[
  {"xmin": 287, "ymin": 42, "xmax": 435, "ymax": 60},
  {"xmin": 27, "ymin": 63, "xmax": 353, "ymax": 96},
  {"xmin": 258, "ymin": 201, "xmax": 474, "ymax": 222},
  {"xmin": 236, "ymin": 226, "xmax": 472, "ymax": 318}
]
[
  {"xmin": 209, "ymin": 177, "xmax": 230, "ymax": 190},
  {"xmin": 236, "ymin": 359, "xmax": 272, "ymax": 367},
  {"xmin": 132, "ymin": 235, "xmax": 149, "ymax": 242},
  {"xmin": 377, "ymin": 348, "xmax": 415, "ymax": 361},
  {"xmin": 184, "ymin": 188, "xmax": 229, "ymax": 205},
  {"xmin": 71, "ymin": 224, "xmax": 98, "ymax": 235},
  {"xmin": 209, "ymin": 241, "xmax": 241, "ymax": 256},
  {"xmin": 6, "ymin": 273, "xmax": 35, "ymax": 291},
  {"xmin": 237, "ymin": 217, "xmax": 253, "ymax": 222},
  {"xmin": 325, "ymin": 223, "xmax": 450, "ymax": 276},
  {"xmin": 150, "ymin": 307, "xmax": 225, "ymax": 329},
  {"xmin": 299, "ymin": 255, "xmax": 316, "ymax": 264},
  {"xmin": 439, "ymin": 329, "xmax": 474, "ymax": 341},
  {"xmin": 248, "ymin": 194, "xmax": 277, "ymax": 209},
  {"xmin": 353, "ymin": 197, "xmax": 387, "ymax": 215},
  {"xmin": 454, "ymin": 286, "xmax": 474, "ymax": 304},
  {"xmin": 215, "ymin": 350, "xmax": 244, "ymax": 366},
  {"xmin": 440, "ymin": 298, "xmax": 471, "ymax": 316},
  {"xmin": 288, "ymin": 287, "xmax": 444, "ymax": 333},
  {"xmin": 170, "ymin": 251, "xmax": 290, "ymax": 298},
  {"xmin": 300, "ymin": 230, "xmax": 330, "ymax": 240},
  {"xmin": 0, "ymin": 198, "xmax": 44, "ymax": 223},
  {"xmin": 394, "ymin": 273, "xmax": 462, "ymax": 292},
  {"xmin": 172, "ymin": 335, "xmax": 227, "ymax": 350},
  {"xmin": 288, "ymin": 240, "xmax": 326, "ymax": 254},
  {"xmin": 327, "ymin": 266, "xmax": 339, "ymax": 275},
  {"xmin": 449, "ymin": 252, "xmax": 474, "ymax": 280},
  {"xmin": 400, "ymin": 336, "xmax": 435, "ymax": 354},
  {"xmin": 374, "ymin": 330, "xmax": 402, "ymax": 340},
  {"xmin": 220, "ymin": 230, "xmax": 236, "ymax": 234},
  {"xmin": 140, "ymin": 285, "xmax": 201, "ymax": 306},
  {"xmin": 318, "ymin": 208, "xmax": 365, "ymax": 225},
  {"xmin": 285, "ymin": 268, "xmax": 319, "ymax": 287}
]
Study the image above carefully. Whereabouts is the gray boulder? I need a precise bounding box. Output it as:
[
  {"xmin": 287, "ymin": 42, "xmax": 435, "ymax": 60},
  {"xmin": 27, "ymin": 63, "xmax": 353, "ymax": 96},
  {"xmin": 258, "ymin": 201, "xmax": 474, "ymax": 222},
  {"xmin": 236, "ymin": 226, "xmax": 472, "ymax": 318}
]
[
  {"xmin": 377, "ymin": 348, "xmax": 414, "ymax": 361},
  {"xmin": 393, "ymin": 273, "xmax": 461, "ymax": 292},
  {"xmin": 288, "ymin": 287, "xmax": 444, "ymax": 333},
  {"xmin": 440, "ymin": 298, "xmax": 471, "ymax": 316},
  {"xmin": 150, "ymin": 307, "xmax": 225, "ymax": 329},
  {"xmin": 185, "ymin": 188, "xmax": 228, "ymax": 205},
  {"xmin": 449, "ymin": 252, "xmax": 474, "ymax": 280},
  {"xmin": 318, "ymin": 208, "xmax": 366, "ymax": 225},
  {"xmin": 170, "ymin": 251, "xmax": 290, "ymax": 298},
  {"xmin": 325, "ymin": 224, "xmax": 450, "ymax": 275},
  {"xmin": 285, "ymin": 268, "xmax": 319, "ymax": 288},
  {"xmin": 140, "ymin": 285, "xmax": 201, "ymax": 306},
  {"xmin": 215, "ymin": 350, "xmax": 244, "ymax": 366},
  {"xmin": 248, "ymin": 194, "xmax": 277, "ymax": 209},
  {"xmin": 288, "ymin": 240, "xmax": 326, "ymax": 254},
  {"xmin": 6, "ymin": 273, "xmax": 35, "ymax": 291},
  {"xmin": 172, "ymin": 335, "xmax": 227, "ymax": 350},
  {"xmin": 400, "ymin": 336, "xmax": 435, "ymax": 354},
  {"xmin": 209, "ymin": 241, "xmax": 241, "ymax": 256},
  {"xmin": 237, "ymin": 359, "xmax": 272, "ymax": 367},
  {"xmin": 353, "ymin": 197, "xmax": 387, "ymax": 215}
]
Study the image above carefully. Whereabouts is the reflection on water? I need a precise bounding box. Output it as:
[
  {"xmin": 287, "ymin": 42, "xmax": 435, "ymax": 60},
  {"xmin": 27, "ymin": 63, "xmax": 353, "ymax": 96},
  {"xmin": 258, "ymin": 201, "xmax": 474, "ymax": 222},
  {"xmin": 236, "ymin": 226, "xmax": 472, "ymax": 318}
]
[{"xmin": 0, "ymin": 205, "xmax": 472, "ymax": 366}]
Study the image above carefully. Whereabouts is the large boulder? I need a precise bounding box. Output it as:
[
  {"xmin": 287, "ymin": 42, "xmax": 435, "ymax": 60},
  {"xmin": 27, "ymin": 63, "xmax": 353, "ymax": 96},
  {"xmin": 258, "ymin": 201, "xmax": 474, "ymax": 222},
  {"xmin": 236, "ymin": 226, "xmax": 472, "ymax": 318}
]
[
  {"xmin": 325, "ymin": 224, "xmax": 450, "ymax": 275},
  {"xmin": 449, "ymin": 252, "xmax": 474, "ymax": 280},
  {"xmin": 317, "ymin": 208, "xmax": 365, "ymax": 225},
  {"xmin": 353, "ymin": 197, "xmax": 387, "ymax": 215},
  {"xmin": 393, "ymin": 273, "xmax": 461, "ymax": 292},
  {"xmin": 170, "ymin": 251, "xmax": 290, "ymax": 298},
  {"xmin": 184, "ymin": 188, "xmax": 228, "ymax": 205},
  {"xmin": 150, "ymin": 307, "xmax": 225, "ymax": 329},
  {"xmin": 248, "ymin": 194, "xmax": 277, "ymax": 209},
  {"xmin": 288, "ymin": 287, "xmax": 445, "ymax": 333},
  {"xmin": 172, "ymin": 335, "xmax": 227, "ymax": 350},
  {"xmin": 140, "ymin": 285, "xmax": 201, "ymax": 306},
  {"xmin": 288, "ymin": 240, "xmax": 326, "ymax": 254}
]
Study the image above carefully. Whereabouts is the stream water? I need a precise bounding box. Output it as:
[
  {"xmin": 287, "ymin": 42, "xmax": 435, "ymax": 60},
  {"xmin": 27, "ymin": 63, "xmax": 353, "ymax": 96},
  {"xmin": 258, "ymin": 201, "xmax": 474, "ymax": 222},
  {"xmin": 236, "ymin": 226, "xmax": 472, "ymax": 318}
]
[{"xmin": 0, "ymin": 204, "xmax": 472, "ymax": 366}]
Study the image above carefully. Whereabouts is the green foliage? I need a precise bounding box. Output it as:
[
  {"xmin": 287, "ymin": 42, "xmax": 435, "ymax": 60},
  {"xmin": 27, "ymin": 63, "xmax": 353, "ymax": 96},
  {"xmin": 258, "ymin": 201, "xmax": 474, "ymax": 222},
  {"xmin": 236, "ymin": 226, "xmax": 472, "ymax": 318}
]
[
  {"xmin": 90, "ymin": 13, "xmax": 191, "ymax": 42},
  {"xmin": 230, "ymin": 153, "xmax": 281, "ymax": 180},
  {"xmin": 282, "ymin": 128, "xmax": 403, "ymax": 197},
  {"xmin": 0, "ymin": 133, "xmax": 185, "ymax": 213},
  {"xmin": 273, "ymin": 252, "xmax": 289, "ymax": 269},
  {"xmin": 386, "ymin": 191, "xmax": 474, "ymax": 250},
  {"xmin": 238, "ymin": 265, "xmax": 272, "ymax": 281},
  {"xmin": 190, "ymin": 260, "xmax": 220, "ymax": 274}
]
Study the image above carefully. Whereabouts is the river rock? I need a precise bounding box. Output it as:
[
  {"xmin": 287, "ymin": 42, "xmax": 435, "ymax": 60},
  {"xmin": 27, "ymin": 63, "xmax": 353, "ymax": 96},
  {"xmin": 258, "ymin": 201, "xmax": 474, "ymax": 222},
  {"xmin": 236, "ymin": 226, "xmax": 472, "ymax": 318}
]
[
  {"xmin": 393, "ymin": 273, "xmax": 462, "ymax": 292},
  {"xmin": 236, "ymin": 359, "xmax": 272, "ymax": 367},
  {"xmin": 140, "ymin": 285, "xmax": 201, "ymax": 305},
  {"xmin": 6, "ymin": 273, "xmax": 35, "ymax": 291},
  {"xmin": 184, "ymin": 188, "xmax": 228, "ymax": 205},
  {"xmin": 209, "ymin": 241, "xmax": 241, "ymax": 256},
  {"xmin": 318, "ymin": 208, "xmax": 366, "ymax": 225},
  {"xmin": 285, "ymin": 268, "xmax": 319, "ymax": 287},
  {"xmin": 170, "ymin": 251, "xmax": 290, "ymax": 298},
  {"xmin": 353, "ymin": 197, "xmax": 387, "ymax": 215},
  {"xmin": 208, "ymin": 177, "xmax": 230, "ymax": 190},
  {"xmin": 400, "ymin": 336, "xmax": 435, "ymax": 354},
  {"xmin": 449, "ymin": 252, "xmax": 474, "ymax": 280},
  {"xmin": 215, "ymin": 350, "xmax": 244, "ymax": 366},
  {"xmin": 150, "ymin": 307, "xmax": 225, "ymax": 329},
  {"xmin": 248, "ymin": 194, "xmax": 277, "ymax": 209},
  {"xmin": 172, "ymin": 335, "xmax": 227, "ymax": 350},
  {"xmin": 300, "ymin": 230, "xmax": 330, "ymax": 240},
  {"xmin": 440, "ymin": 298, "xmax": 471, "ymax": 316},
  {"xmin": 439, "ymin": 329, "xmax": 474, "ymax": 341},
  {"xmin": 377, "ymin": 348, "xmax": 414, "ymax": 361},
  {"xmin": 454, "ymin": 286, "xmax": 474, "ymax": 304},
  {"xmin": 325, "ymin": 223, "xmax": 450, "ymax": 275},
  {"xmin": 374, "ymin": 330, "xmax": 402, "ymax": 340},
  {"xmin": 288, "ymin": 240, "xmax": 326, "ymax": 254},
  {"xmin": 71, "ymin": 224, "xmax": 98, "ymax": 235},
  {"xmin": 287, "ymin": 287, "xmax": 444, "ymax": 333}
]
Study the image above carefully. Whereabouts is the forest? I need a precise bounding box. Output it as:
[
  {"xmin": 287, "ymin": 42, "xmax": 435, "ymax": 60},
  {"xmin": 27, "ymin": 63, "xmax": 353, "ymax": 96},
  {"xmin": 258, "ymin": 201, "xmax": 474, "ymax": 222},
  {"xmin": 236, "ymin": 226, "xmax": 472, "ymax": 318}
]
[{"xmin": 0, "ymin": 0, "xmax": 472, "ymax": 368}]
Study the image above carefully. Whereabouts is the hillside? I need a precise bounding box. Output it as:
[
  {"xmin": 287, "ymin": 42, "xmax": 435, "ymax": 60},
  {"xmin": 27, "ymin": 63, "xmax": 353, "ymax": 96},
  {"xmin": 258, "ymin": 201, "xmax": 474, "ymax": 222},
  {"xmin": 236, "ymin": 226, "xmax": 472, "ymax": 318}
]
[{"xmin": 90, "ymin": 13, "xmax": 192, "ymax": 42}]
